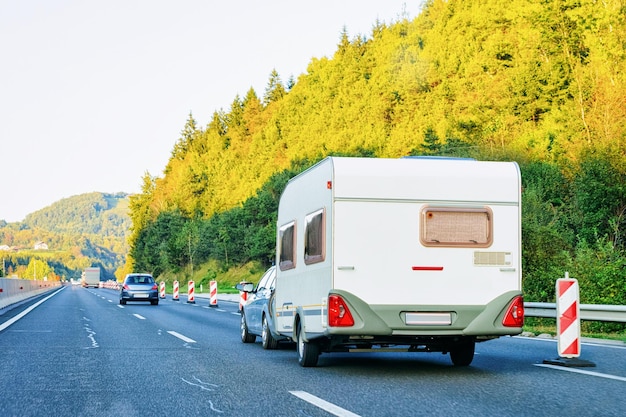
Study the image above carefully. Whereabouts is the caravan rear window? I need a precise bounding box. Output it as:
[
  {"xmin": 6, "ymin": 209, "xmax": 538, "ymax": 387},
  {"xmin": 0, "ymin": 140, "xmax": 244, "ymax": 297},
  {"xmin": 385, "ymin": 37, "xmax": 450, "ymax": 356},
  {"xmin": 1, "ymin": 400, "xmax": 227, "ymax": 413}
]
[
  {"xmin": 420, "ymin": 207, "xmax": 492, "ymax": 247},
  {"xmin": 304, "ymin": 208, "xmax": 325, "ymax": 265},
  {"xmin": 279, "ymin": 221, "xmax": 296, "ymax": 270}
]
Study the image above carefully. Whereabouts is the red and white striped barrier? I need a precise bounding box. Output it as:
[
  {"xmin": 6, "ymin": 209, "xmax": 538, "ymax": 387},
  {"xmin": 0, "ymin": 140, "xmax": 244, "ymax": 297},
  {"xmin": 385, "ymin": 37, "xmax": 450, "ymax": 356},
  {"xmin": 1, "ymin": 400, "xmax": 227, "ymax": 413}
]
[
  {"xmin": 159, "ymin": 281, "xmax": 166, "ymax": 299},
  {"xmin": 173, "ymin": 280, "xmax": 179, "ymax": 301},
  {"xmin": 556, "ymin": 273, "xmax": 580, "ymax": 358},
  {"xmin": 103, "ymin": 280, "xmax": 120, "ymax": 290},
  {"xmin": 209, "ymin": 280, "xmax": 218, "ymax": 307},
  {"xmin": 239, "ymin": 288, "xmax": 247, "ymax": 312},
  {"xmin": 187, "ymin": 281, "xmax": 195, "ymax": 304}
]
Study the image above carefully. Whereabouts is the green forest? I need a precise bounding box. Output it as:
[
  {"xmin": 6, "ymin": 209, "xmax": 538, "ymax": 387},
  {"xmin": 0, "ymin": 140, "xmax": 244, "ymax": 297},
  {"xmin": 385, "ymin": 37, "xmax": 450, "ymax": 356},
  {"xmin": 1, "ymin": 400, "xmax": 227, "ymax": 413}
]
[
  {"xmin": 125, "ymin": 0, "xmax": 625, "ymax": 327},
  {"xmin": 0, "ymin": 192, "xmax": 130, "ymax": 281}
]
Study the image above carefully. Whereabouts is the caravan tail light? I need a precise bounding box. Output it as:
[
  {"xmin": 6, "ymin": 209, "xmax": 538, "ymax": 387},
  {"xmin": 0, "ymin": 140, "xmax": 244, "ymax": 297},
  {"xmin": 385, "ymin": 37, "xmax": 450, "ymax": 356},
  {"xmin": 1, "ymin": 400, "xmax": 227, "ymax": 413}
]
[
  {"xmin": 502, "ymin": 296, "xmax": 524, "ymax": 327},
  {"xmin": 328, "ymin": 295, "xmax": 354, "ymax": 327}
]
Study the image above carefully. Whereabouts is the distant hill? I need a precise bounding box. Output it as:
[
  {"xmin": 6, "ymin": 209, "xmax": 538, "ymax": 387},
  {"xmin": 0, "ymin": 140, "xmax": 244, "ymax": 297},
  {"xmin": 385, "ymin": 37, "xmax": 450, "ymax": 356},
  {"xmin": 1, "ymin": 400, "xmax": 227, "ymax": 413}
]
[
  {"xmin": 24, "ymin": 192, "xmax": 131, "ymax": 237},
  {"xmin": 0, "ymin": 192, "xmax": 131, "ymax": 281}
]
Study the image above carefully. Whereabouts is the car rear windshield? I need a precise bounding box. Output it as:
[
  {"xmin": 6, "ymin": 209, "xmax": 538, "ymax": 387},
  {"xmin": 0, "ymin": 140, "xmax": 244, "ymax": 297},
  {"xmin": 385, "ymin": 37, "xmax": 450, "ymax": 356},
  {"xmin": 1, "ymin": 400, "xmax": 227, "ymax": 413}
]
[{"xmin": 127, "ymin": 275, "xmax": 154, "ymax": 284}]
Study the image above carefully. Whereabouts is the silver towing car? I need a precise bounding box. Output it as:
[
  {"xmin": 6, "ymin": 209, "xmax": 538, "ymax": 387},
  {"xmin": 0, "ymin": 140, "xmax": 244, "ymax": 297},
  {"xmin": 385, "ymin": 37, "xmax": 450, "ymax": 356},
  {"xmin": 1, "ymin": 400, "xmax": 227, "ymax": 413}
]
[{"xmin": 236, "ymin": 266, "xmax": 287, "ymax": 349}]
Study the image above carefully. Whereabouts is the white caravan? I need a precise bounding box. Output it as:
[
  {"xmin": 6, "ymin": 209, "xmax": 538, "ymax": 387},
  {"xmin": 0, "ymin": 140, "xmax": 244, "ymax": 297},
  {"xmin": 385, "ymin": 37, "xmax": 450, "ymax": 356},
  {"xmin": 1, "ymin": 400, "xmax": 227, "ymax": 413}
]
[{"xmin": 273, "ymin": 156, "xmax": 524, "ymax": 367}]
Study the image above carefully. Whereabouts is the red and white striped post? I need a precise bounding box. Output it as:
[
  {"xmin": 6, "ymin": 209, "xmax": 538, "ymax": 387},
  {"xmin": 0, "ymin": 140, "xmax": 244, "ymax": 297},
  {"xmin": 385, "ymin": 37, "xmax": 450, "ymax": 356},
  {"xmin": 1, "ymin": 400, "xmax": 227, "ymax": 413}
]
[
  {"xmin": 557, "ymin": 272, "xmax": 580, "ymax": 358},
  {"xmin": 544, "ymin": 272, "xmax": 595, "ymax": 367},
  {"xmin": 209, "ymin": 280, "xmax": 218, "ymax": 307},
  {"xmin": 159, "ymin": 281, "xmax": 166, "ymax": 299},
  {"xmin": 172, "ymin": 280, "xmax": 179, "ymax": 301},
  {"xmin": 239, "ymin": 286, "xmax": 247, "ymax": 312},
  {"xmin": 187, "ymin": 280, "xmax": 195, "ymax": 304}
]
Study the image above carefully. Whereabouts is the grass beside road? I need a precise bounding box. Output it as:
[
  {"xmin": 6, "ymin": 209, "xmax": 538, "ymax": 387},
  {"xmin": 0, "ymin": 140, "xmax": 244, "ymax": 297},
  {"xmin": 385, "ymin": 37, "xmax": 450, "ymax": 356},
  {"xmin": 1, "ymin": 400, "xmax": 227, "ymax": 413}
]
[
  {"xmin": 524, "ymin": 318, "xmax": 626, "ymax": 343},
  {"xmin": 153, "ymin": 260, "xmax": 267, "ymax": 295}
]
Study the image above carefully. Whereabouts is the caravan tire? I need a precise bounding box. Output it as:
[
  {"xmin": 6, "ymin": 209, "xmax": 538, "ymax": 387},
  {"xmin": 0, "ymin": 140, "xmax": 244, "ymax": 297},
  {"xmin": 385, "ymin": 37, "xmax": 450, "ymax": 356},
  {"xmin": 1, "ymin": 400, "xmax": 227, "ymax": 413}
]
[
  {"xmin": 262, "ymin": 315, "xmax": 278, "ymax": 350},
  {"xmin": 240, "ymin": 312, "xmax": 256, "ymax": 343},
  {"xmin": 450, "ymin": 339, "xmax": 475, "ymax": 366},
  {"xmin": 297, "ymin": 321, "xmax": 319, "ymax": 367}
]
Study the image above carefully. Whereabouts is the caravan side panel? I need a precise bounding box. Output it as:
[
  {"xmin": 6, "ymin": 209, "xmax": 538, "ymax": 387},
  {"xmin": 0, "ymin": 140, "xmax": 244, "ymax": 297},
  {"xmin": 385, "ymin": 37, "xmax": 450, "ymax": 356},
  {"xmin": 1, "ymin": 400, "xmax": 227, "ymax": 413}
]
[{"xmin": 274, "ymin": 159, "xmax": 334, "ymax": 335}]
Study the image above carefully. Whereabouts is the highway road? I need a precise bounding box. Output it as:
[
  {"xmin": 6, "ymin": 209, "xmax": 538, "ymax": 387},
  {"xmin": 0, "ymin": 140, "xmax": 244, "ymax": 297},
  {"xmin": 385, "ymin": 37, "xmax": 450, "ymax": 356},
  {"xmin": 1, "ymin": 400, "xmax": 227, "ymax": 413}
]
[{"xmin": 1, "ymin": 285, "xmax": 624, "ymax": 417}]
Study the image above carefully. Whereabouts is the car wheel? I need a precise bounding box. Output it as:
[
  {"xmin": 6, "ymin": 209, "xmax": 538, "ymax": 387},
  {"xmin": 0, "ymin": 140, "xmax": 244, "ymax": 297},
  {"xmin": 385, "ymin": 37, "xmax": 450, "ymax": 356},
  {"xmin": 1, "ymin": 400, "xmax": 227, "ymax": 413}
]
[
  {"xmin": 297, "ymin": 320, "xmax": 319, "ymax": 367},
  {"xmin": 261, "ymin": 314, "xmax": 278, "ymax": 350},
  {"xmin": 151, "ymin": 300, "xmax": 158, "ymax": 305},
  {"xmin": 240, "ymin": 312, "xmax": 256, "ymax": 343},
  {"xmin": 450, "ymin": 339, "xmax": 475, "ymax": 366},
  {"xmin": 120, "ymin": 299, "xmax": 126, "ymax": 305}
]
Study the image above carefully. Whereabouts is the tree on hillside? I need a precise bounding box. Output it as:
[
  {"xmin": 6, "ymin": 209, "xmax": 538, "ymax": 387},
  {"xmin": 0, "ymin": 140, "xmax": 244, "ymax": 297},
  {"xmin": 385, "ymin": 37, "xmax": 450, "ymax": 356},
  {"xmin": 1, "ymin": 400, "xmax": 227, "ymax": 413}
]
[
  {"xmin": 264, "ymin": 69, "xmax": 286, "ymax": 105},
  {"xmin": 23, "ymin": 258, "xmax": 52, "ymax": 280},
  {"xmin": 171, "ymin": 113, "xmax": 200, "ymax": 161}
]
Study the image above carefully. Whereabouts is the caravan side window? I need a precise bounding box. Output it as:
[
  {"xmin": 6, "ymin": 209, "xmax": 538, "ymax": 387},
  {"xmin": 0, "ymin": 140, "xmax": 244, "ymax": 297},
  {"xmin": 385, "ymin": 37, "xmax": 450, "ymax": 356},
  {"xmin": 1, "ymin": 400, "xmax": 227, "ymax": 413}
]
[
  {"xmin": 304, "ymin": 208, "xmax": 325, "ymax": 265},
  {"xmin": 420, "ymin": 207, "xmax": 493, "ymax": 248},
  {"xmin": 279, "ymin": 221, "xmax": 296, "ymax": 270}
]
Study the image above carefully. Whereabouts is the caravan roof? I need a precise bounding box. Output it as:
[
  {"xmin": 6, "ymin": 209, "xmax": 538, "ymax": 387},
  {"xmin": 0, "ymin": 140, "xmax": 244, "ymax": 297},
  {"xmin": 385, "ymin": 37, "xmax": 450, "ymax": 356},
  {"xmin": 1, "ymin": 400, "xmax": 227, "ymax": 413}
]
[{"xmin": 309, "ymin": 157, "xmax": 521, "ymax": 204}]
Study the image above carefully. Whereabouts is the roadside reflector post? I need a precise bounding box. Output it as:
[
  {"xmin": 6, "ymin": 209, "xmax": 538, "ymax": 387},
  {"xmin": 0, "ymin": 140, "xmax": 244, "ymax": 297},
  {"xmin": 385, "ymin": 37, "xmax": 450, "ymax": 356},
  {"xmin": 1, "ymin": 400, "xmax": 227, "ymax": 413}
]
[
  {"xmin": 187, "ymin": 280, "xmax": 195, "ymax": 304},
  {"xmin": 543, "ymin": 272, "xmax": 595, "ymax": 367},
  {"xmin": 239, "ymin": 283, "xmax": 247, "ymax": 312},
  {"xmin": 209, "ymin": 280, "xmax": 218, "ymax": 307},
  {"xmin": 159, "ymin": 281, "xmax": 166, "ymax": 299},
  {"xmin": 173, "ymin": 280, "xmax": 179, "ymax": 301}
]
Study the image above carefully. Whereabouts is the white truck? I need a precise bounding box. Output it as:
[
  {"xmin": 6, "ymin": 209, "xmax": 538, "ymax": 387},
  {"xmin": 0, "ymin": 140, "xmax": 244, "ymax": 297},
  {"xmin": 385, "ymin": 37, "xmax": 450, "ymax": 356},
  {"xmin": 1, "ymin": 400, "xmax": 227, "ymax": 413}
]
[
  {"xmin": 81, "ymin": 267, "xmax": 101, "ymax": 288},
  {"xmin": 272, "ymin": 156, "xmax": 524, "ymax": 367}
]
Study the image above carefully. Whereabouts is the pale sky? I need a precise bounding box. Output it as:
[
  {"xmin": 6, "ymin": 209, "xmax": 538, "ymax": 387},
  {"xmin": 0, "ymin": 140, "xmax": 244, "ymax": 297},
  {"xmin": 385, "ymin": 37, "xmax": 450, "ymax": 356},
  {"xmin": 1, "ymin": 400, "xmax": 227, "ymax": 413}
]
[{"xmin": 0, "ymin": 0, "xmax": 416, "ymax": 223}]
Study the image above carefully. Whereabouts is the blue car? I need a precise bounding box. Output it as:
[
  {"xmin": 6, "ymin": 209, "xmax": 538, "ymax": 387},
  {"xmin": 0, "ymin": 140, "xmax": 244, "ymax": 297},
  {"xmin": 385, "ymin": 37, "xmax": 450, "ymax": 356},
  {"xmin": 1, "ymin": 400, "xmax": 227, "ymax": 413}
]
[
  {"xmin": 236, "ymin": 266, "xmax": 286, "ymax": 349},
  {"xmin": 119, "ymin": 273, "xmax": 159, "ymax": 305}
]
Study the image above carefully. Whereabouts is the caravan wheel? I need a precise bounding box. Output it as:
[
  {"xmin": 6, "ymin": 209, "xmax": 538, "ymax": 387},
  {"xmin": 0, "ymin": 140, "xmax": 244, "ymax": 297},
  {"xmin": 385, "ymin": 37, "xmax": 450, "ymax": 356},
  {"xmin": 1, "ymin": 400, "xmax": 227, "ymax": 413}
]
[
  {"xmin": 450, "ymin": 339, "xmax": 475, "ymax": 366},
  {"xmin": 297, "ymin": 321, "xmax": 319, "ymax": 367}
]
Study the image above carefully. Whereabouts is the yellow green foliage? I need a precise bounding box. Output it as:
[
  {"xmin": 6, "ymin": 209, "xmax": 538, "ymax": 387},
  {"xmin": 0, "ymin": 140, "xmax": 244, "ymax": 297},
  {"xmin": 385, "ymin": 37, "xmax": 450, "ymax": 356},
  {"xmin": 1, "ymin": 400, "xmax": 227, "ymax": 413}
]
[
  {"xmin": 127, "ymin": 0, "xmax": 626, "ymax": 314},
  {"xmin": 133, "ymin": 0, "xmax": 624, "ymax": 232}
]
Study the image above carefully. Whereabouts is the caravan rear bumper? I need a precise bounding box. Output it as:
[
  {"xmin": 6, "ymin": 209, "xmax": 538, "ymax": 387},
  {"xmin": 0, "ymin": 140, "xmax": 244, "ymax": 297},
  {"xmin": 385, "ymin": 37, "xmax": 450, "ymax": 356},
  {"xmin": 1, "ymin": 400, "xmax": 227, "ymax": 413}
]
[{"xmin": 324, "ymin": 289, "xmax": 523, "ymax": 338}]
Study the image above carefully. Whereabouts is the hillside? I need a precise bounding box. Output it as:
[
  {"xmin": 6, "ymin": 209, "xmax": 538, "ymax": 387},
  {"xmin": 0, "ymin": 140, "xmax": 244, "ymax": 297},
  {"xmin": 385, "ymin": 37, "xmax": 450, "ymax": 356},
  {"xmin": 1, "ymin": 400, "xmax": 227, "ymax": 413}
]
[
  {"xmin": 125, "ymin": 0, "xmax": 626, "ymax": 324},
  {"xmin": 0, "ymin": 192, "xmax": 131, "ymax": 281},
  {"xmin": 24, "ymin": 192, "xmax": 131, "ymax": 237}
]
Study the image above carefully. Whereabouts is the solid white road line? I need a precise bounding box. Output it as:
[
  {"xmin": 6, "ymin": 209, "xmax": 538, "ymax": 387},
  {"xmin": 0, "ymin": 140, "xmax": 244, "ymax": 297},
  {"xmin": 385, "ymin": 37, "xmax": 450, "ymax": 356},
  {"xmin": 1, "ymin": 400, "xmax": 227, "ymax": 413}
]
[
  {"xmin": 534, "ymin": 364, "xmax": 626, "ymax": 382},
  {"xmin": 290, "ymin": 391, "xmax": 361, "ymax": 417},
  {"xmin": 0, "ymin": 287, "xmax": 65, "ymax": 332},
  {"xmin": 167, "ymin": 330, "xmax": 196, "ymax": 343}
]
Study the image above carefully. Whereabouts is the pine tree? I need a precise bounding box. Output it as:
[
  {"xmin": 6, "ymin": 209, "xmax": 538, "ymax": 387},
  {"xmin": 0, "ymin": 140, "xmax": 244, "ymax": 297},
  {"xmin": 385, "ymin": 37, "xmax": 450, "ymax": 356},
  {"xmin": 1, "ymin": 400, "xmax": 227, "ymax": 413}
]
[{"xmin": 263, "ymin": 69, "xmax": 286, "ymax": 105}]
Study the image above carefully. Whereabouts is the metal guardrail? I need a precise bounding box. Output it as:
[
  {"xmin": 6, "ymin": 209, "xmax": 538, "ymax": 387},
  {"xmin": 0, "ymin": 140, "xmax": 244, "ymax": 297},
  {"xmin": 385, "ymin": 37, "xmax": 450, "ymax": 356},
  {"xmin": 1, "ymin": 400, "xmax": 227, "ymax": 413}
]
[{"xmin": 524, "ymin": 302, "xmax": 626, "ymax": 323}]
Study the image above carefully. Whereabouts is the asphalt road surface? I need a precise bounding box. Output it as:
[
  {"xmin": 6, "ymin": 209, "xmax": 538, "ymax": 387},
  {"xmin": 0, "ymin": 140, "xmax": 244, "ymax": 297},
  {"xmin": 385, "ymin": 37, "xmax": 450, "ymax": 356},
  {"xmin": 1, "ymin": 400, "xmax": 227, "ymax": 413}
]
[{"xmin": 1, "ymin": 285, "xmax": 624, "ymax": 417}]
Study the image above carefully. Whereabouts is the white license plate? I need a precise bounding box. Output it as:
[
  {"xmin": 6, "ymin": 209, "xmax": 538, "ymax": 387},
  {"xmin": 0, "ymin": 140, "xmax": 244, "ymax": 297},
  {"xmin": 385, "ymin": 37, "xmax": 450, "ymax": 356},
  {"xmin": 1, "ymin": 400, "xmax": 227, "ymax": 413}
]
[
  {"xmin": 133, "ymin": 293, "xmax": 148, "ymax": 298},
  {"xmin": 405, "ymin": 312, "xmax": 452, "ymax": 325}
]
